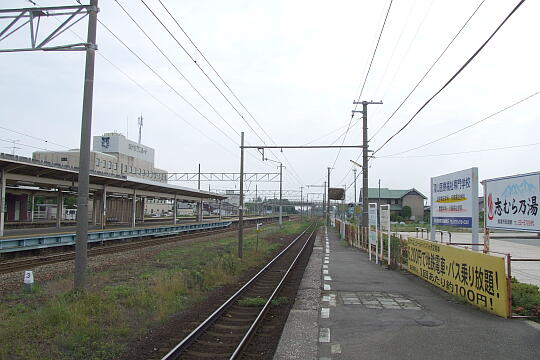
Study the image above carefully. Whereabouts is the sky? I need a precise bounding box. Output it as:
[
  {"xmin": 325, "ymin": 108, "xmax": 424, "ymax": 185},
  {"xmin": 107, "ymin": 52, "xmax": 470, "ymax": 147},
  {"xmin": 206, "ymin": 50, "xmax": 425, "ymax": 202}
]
[{"xmin": 0, "ymin": 0, "xmax": 539, "ymax": 203}]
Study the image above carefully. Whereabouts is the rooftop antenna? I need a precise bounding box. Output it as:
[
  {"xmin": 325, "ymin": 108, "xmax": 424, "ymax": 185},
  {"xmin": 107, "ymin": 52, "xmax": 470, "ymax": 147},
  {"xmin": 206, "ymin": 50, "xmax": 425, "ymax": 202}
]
[
  {"xmin": 137, "ymin": 114, "xmax": 143, "ymax": 144},
  {"xmin": 5, "ymin": 139, "xmax": 21, "ymax": 155}
]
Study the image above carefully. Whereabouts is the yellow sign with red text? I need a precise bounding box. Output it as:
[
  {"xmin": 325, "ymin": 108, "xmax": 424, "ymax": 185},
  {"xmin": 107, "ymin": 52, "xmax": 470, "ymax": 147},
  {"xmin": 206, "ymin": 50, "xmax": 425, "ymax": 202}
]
[{"xmin": 407, "ymin": 238, "xmax": 509, "ymax": 318}]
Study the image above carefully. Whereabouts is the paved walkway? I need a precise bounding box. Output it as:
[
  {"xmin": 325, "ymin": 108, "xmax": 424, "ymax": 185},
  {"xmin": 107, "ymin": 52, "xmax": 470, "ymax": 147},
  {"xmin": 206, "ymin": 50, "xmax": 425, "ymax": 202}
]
[{"xmin": 275, "ymin": 226, "xmax": 540, "ymax": 360}]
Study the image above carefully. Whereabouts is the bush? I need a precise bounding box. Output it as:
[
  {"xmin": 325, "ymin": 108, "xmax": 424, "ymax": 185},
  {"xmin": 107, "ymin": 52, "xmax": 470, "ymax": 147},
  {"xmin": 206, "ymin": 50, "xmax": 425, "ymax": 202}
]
[
  {"xmin": 512, "ymin": 278, "xmax": 540, "ymax": 317},
  {"xmin": 401, "ymin": 206, "xmax": 411, "ymax": 219}
]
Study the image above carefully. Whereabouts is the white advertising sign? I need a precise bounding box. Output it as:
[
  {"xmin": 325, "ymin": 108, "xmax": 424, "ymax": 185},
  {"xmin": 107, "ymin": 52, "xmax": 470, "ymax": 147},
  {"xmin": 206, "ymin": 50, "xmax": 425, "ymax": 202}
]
[
  {"xmin": 368, "ymin": 203, "xmax": 378, "ymax": 245},
  {"xmin": 431, "ymin": 168, "xmax": 478, "ymax": 228},
  {"xmin": 484, "ymin": 172, "xmax": 540, "ymax": 232},
  {"xmin": 380, "ymin": 204, "xmax": 391, "ymax": 232}
]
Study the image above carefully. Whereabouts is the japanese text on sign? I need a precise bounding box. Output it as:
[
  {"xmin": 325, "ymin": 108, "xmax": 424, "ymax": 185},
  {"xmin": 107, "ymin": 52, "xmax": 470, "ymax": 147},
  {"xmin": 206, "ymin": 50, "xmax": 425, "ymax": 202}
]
[
  {"xmin": 485, "ymin": 172, "xmax": 540, "ymax": 232},
  {"xmin": 407, "ymin": 238, "xmax": 509, "ymax": 317}
]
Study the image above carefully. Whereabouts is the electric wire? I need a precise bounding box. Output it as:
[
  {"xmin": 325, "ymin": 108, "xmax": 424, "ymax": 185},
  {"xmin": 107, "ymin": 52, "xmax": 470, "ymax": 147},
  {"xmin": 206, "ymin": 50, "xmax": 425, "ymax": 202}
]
[
  {"xmin": 97, "ymin": 20, "xmax": 239, "ymax": 147},
  {"xmin": 332, "ymin": 0, "xmax": 394, "ymax": 169},
  {"xmin": 372, "ymin": 0, "xmax": 526, "ymax": 157},
  {"xmin": 0, "ymin": 125, "xmax": 70, "ymax": 150},
  {"xmin": 140, "ymin": 0, "xmax": 304, "ymax": 186},
  {"xmin": 381, "ymin": 90, "xmax": 539, "ymax": 157},
  {"xmin": 378, "ymin": 141, "xmax": 540, "ymax": 159},
  {"xmin": 113, "ymin": 0, "xmax": 240, "ymax": 138},
  {"xmin": 370, "ymin": 0, "xmax": 486, "ymax": 141}
]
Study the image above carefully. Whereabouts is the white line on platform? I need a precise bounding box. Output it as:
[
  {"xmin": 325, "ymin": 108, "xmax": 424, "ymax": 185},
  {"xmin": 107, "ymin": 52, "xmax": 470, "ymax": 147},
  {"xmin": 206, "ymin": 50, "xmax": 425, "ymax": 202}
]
[
  {"xmin": 321, "ymin": 307, "xmax": 330, "ymax": 318},
  {"xmin": 324, "ymin": 275, "xmax": 332, "ymax": 281},
  {"xmin": 319, "ymin": 328, "xmax": 331, "ymax": 343},
  {"xmin": 331, "ymin": 344, "xmax": 342, "ymax": 354},
  {"xmin": 323, "ymin": 269, "xmax": 329, "ymax": 275},
  {"xmin": 324, "ymin": 283, "xmax": 331, "ymax": 291},
  {"xmin": 324, "ymin": 260, "xmax": 329, "ymax": 264},
  {"xmin": 322, "ymin": 295, "xmax": 330, "ymax": 302},
  {"xmin": 323, "ymin": 264, "xmax": 328, "ymax": 269}
]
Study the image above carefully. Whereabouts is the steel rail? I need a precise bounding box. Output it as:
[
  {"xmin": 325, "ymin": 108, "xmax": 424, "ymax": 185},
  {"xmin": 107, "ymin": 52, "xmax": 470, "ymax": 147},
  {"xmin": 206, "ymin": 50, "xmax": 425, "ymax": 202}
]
[
  {"xmin": 0, "ymin": 220, "xmax": 279, "ymax": 274},
  {"xmin": 161, "ymin": 224, "xmax": 314, "ymax": 360},
  {"xmin": 230, "ymin": 227, "xmax": 316, "ymax": 359}
]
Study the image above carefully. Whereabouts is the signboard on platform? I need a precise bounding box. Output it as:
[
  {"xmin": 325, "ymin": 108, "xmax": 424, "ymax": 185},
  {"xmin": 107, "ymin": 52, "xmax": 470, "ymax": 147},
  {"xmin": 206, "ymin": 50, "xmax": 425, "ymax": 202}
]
[
  {"xmin": 380, "ymin": 204, "xmax": 390, "ymax": 232},
  {"xmin": 431, "ymin": 167, "xmax": 478, "ymax": 228},
  {"xmin": 407, "ymin": 237, "xmax": 509, "ymax": 317},
  {"xmin": 328, "ymin": 187, "xmax": 345, "ymax": 200},
  {"xmin": 368, "ymin": 203, "xmax": 378, "ymax": 245},
  {"xmin": 484, "ymin": 172, "xmax": 540, "ymax": 232}
]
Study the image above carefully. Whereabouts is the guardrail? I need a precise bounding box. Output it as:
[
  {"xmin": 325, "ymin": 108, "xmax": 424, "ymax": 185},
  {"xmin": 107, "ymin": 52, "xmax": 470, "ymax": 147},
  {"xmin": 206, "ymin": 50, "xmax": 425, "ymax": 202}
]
[
  {"xmin": 415, "ymin": 227, "xmax": 452, "ymax": 242},
  {"xmin": 0, "ymin": 221, "xmax": 232, "ymax": 253}
]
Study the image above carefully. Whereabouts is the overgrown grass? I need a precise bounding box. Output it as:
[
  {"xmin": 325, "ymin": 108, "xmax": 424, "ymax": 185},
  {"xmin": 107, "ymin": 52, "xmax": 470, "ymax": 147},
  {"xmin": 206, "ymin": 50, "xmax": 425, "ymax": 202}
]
[
  {"xmin": 512, "ymin": 278, "xmax": 540, "ymax": 317},
  {"xmin": 0, "ymin": 220, "xmax": 310, "ymax": 360},
  {"xmin": 237, "ymin": 296, "xmax": 289, "ymax": 307}
]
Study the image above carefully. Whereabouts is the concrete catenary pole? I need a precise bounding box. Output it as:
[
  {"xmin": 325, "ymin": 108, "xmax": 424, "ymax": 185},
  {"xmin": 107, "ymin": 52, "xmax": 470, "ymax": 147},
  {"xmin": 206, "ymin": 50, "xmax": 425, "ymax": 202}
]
[
  {"xmin": 238, "ymin": 132, "xmax": 245, "ymax": 258},
  {"xmin": 279, "ymin": 163, "xmax": 283, "ymax": 227},
  {"xmin": 327, "ymin": 167, "xmax": 331, "ymax": 226},
  {"xmin": 74, "ymin": 0, "xmax": 98, "ymax": 291}
]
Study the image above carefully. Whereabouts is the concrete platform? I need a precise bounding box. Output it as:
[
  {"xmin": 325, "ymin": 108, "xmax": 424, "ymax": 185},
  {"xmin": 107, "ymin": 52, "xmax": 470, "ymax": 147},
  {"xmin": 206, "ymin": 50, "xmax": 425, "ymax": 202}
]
[{"xmin": 274, "ymin": 226, "xmax": 540, "ymax": 360}]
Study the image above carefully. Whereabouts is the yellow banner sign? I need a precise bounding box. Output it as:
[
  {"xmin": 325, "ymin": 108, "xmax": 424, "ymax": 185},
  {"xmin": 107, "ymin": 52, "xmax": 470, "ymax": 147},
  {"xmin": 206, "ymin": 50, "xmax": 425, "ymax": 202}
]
[{"xmin": 407, "ymin": 238, "xmax": 509, "ymax": 318}]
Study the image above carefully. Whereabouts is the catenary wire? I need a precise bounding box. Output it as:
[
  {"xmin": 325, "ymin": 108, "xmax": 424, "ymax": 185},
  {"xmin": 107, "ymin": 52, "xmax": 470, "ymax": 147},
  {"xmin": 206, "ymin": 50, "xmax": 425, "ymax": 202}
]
[
  {"xmin": 372, "ymin": 0, "xmax": 526, "ymax": 157},
  {"xmin": 331, "ymin": 0, "xmax": 394, "ymax": 169},
  {"xmin": 113, "ymin": 0, "xmax": 240, "ymax": 138},
  {"xmin": 381, "ymin": 91, "xmax": 539, "ymax": 157},
  {"xmin": 0, "ymin": 125, "xmax": 70, "ymax": 150},
  {"xmin": 140, "ymin": 0, "xmax": 304, "ymax": 186},
  {"xmin": 369, "ymin": 0, "xmax": 486, "ymax": 141}
]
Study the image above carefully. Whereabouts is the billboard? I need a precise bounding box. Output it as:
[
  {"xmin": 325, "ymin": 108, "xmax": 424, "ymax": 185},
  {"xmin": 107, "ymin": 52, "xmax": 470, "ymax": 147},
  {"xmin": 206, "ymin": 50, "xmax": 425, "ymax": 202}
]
[
  {"xmin": 431, "ymin": 168, "xmax": 478, "ymax": 228},
  {"xmin": 484, "ymin": 172, "xmax": 540, "ymax": 232},
  {"xmin": 368, "ymin": 203, "xmax": 378, "ymax": 245},
  {"xmin": 328, "ymin": 187, "xmax": 345, "ymax": 200},
  {"xmin": 407, "ymin": 237, "xmax": 509, "ymax": 318}
]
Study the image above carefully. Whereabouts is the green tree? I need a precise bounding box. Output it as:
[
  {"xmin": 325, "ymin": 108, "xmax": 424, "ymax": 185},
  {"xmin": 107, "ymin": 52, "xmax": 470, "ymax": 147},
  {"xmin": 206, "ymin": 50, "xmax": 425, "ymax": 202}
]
[{"xmin": 401, "ymin": 205, "xmax": 411, "ymax": 219}]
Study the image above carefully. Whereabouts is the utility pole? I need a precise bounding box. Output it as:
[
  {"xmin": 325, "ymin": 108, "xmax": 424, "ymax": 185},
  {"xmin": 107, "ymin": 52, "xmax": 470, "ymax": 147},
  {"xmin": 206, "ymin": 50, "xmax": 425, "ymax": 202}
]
[
  {"xmin": 74, "ymin": 0, "xmax": 98, "ymax": 291},
  {"xmin": 238, "ymin": 132, "xmax": 245, "ymax": 258},
  {"xmin": 255, "ymin": 184, "xmax": 258, "ymax": 216},
  {"xmin": 323, "ymin": 181, "xmax": 327, "ymax": 220},
  {"xmin": 197, "ymin": 163, "xmax": 202, "ymax": 221},
  {"xmin": 327, "ymin": 167, "xmax": 331, "ymax": 226},
  {"xmin": 352, "ymin": 100, "xmax": 382, "ymax": 243}
]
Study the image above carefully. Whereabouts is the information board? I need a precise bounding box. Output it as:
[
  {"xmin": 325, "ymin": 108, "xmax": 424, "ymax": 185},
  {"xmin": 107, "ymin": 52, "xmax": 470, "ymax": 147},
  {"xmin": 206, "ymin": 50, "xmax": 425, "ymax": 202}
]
[
  {"xmin": 407, "ymin": 237, "xmax": 509, "ymax": 318},
  {"xmin": 380, "ymin": 204, "xmax": 390, "ymax": 232},
  {"xmin": 484, "ymin": 172, "xmax": 540, "ymax": 232},
  {"xmin": 368, "ymin": 203, "xmax": 378, "ymax": 245},
  {"xmin": 431, "ymin": 168, "xmax": 478, "ymax": 228}
]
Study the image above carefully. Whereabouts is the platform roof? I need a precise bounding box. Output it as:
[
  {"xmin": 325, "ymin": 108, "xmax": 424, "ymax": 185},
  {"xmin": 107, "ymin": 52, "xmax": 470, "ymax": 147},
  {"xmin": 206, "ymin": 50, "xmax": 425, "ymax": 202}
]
[{"xmin": 0, "ymin": 154, "xmax": 227, "ymax": 201}]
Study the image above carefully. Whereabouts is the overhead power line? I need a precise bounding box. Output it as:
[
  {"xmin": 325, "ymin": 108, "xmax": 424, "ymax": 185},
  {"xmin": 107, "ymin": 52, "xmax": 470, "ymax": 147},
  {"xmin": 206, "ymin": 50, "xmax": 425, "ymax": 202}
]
[
  {"xmin": 97, "ymin": 20, "xmax": 239, "ymax": 146},
  {"xmin": 332, "ymin": 0, "xmax": 394, "ymax": 168},
  {"xmin": 381, "ymin": 91, "xmax": 539, "ymax": 157},
  {"xmin": 370, "ymin": 0, "xmax": 486, "ymax": 141},
  {"xmin": 156, "ymin": 0, "xmax": 275, "ymax": 145},
  {"xmin": 373, "ymin": 0, "xmax": 527, "ymax": 156},
  {"xmin": 378, "ymin": 141, "xmax": 540, "ymax": 158},
  {"xmin": 113, "ymin": 0, "xmax": 240, "ymax": 138},
  {"xmin": 0, "ymin": 125, "xmax": 70, "ymax": 150},
  {"xmin": 139, "ymin": 0, "xmax": 304, "ymax": 186}
]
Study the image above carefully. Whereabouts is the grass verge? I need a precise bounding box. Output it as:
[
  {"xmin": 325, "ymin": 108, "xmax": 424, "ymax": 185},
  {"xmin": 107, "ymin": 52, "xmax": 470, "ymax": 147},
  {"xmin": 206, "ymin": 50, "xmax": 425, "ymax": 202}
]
[
  {"xmin": 512, "ymin": 277, "xmax": 540, "ymax": 317},
  {"xmin": 0, "ymin": 220, "xmax": 309, "ymax": 360}
]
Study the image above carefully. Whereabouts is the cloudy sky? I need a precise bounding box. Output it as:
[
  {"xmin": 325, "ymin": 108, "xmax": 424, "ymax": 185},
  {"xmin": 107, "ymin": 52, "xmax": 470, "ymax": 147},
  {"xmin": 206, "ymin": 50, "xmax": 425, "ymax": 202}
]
[{"xmin": 1, "ymin": 0, "xmax": 538, "ymax": 202}]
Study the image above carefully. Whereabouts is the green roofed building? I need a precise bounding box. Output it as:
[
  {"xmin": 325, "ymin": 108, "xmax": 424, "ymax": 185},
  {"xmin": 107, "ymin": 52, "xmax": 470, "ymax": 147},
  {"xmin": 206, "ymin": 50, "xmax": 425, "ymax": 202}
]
[{"xmin": 359, "ymin": 188, "xmax": 427, "ymax": 220}]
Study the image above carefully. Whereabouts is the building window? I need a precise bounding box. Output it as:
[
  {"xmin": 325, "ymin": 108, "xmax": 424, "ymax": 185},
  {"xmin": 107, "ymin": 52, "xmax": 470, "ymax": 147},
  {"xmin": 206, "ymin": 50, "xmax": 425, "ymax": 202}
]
[
  {"xmin": 108, "ymin": 161, "xmax": 112, "ymax": 169},
  {"xmin": 95, "ymin": 158, "xmax": 100, "ymax": 167},
  {"xmin": 394, "ymin": 199, "xmax": 399, "ymax": 204},
  {"xmin": 114, "ymin": 163, "xmax": 118, "ymax": 171},
  {"xmin": 61, "ymin": 157, "xmax": 68, "ymax": 161},
  {"xmin": 129, "ymin": 166, "xmax": 132, "ymax": 173},
  {"xmin": 103, "ymin": 160, "xmax": 106, "ymax": 168}
]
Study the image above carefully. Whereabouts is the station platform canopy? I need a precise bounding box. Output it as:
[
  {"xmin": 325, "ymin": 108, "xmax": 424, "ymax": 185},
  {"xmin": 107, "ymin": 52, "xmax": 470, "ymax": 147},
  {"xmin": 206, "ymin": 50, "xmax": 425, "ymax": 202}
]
[{"xmin": 0, "ymin": 153, "xmax": 227, "ymax": 201}]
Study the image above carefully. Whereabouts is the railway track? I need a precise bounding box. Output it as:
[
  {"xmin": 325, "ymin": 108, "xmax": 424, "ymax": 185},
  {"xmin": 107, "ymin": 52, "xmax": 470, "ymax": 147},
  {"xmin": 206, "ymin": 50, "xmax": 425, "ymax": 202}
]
[
  {"xmin": 0, "ymin": 221, "xmax": 275, "ymax": 274},
  {"xmin": 160, "ymin": 224, "xmax": 317, "ymax": 360}
]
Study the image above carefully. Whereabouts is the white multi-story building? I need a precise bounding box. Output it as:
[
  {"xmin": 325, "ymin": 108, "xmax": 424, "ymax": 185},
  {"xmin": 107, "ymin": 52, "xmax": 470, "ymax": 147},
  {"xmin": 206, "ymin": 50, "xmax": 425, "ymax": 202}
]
[{"xmin": 33, "ymin": 132, "xmax": 168, "ymax": 183}]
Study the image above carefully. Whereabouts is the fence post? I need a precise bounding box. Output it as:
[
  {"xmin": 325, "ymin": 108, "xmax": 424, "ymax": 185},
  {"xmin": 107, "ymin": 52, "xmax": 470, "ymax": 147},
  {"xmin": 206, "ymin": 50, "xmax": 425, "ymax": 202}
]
[{"xmin": 506, "ymin": 254, "xmax": 512, "ymax": 318}]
